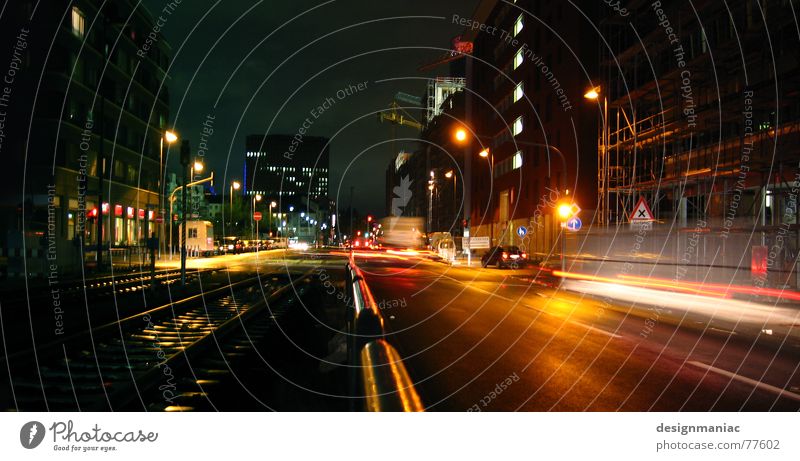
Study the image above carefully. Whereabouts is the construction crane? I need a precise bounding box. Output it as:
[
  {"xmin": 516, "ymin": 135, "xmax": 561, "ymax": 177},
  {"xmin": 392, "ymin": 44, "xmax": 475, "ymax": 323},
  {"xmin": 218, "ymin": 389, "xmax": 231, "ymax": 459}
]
[{"xmin": 378, "ymin": 101, "xmax": 423, "ymax": 131}]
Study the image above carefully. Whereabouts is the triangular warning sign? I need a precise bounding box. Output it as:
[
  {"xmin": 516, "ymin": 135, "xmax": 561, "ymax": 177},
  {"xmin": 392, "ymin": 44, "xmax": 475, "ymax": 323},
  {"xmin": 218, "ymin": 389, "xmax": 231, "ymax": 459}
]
[{"xmin": 629, "ymin": 197, "xmax": 655, "ymax": 221}]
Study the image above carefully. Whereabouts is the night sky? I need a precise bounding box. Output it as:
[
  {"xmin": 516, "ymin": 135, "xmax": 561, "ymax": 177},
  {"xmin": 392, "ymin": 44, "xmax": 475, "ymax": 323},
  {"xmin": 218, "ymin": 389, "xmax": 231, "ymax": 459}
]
[{"xmin": 142, "ymin": 0, "xmax": 480, "ymax": 214}]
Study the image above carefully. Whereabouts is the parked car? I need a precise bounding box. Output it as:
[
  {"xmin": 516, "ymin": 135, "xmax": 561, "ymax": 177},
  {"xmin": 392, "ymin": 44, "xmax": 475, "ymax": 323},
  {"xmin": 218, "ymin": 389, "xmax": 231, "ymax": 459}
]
[{"xmin": 481, "ymin": 246, "xmax": 528, "ymax": 268}]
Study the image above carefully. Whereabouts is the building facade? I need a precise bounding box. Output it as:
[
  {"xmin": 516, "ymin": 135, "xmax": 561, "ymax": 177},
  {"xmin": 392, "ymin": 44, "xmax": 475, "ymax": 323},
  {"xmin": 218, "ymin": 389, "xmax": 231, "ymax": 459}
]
[
  {"xmin": 464, "ymin": 0, "xmax": 598, "ymax": 254},
  {"xmin": 587, "ymin": 0, "xmax": 800, "ymax": 286},
  {"xmin": 0, "ymin": 0, "xmax": 171, "ymax": 276},
  {"xmin": 244, "ymin": 134, "xmax": 331, "ymax": 242}
]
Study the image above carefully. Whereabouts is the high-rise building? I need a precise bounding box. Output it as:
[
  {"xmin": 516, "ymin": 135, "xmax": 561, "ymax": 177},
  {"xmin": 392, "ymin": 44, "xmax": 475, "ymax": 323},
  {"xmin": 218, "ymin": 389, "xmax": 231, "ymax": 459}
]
[{"xmin": 244, "ymin": 134, "xmax": 330, "ymax": 207}]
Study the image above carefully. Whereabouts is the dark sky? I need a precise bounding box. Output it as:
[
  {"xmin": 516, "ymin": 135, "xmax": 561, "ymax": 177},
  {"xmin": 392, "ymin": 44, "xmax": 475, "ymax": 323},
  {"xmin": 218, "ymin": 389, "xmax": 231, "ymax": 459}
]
[{"xmin": 141, "ymin": 0, "xmax": 480, "ymax": 215}]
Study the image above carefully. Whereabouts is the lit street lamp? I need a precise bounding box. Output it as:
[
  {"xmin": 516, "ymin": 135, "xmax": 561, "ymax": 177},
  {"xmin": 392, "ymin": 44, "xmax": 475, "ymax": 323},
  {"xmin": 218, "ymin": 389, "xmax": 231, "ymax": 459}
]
[
  {"xmin": 253, "ymin": 193, "xmax": 262, "ymax": 242},
  {"xmin": 159, "ymin": 130, "xmax": 178, "ymax": 258},
  {"xmin": 268, "ymin": 201, "xmax": 277, "ymax": 237},
  {"xmin": 584, "ymin": 86, "xmax": 609, "ymax": 225},
  {"xmin": 230, "ymin": 181, "xmax": 241, "ymax": 228}
]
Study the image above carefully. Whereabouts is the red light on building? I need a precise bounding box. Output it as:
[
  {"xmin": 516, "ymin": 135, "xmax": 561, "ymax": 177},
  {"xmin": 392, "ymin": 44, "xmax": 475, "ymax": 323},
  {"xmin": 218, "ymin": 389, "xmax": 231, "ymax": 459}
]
[
  {"xmin": 102, "ymin": 203, "xmax": 109, "ymax": 213},
  {"xmin": 148, "ymin": 210, "xmax": 155, "ymax": 221},
  {"xmin": 138, "ymin": 209, "xmax": 146, "ymax": 219},
  {"xmin": 751, "ymin": 246, "xmax": 768, "ymax": 278},
  {"xmin": 89, "ymin": 208, "xmax": 98, "ymax": 218},
  {"xmin": 114, "ymin": 205, "xmax": 123, "ymax": 217},
  {"xmin": 126, "ymin": 207, "xmax": 134, "ymax": 219}
]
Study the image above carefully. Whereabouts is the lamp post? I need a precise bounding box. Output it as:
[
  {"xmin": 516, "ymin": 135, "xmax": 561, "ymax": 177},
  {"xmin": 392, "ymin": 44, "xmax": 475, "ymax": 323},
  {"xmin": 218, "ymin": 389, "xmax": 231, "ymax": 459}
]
[
  {"xmin": 584, "ymin": 86, "xmax": 609, "ymax": 226},
  {"xmin": 268, "ymin": 201, "xmax": 276, "ymax": 237},
  {"xmin": 180, "ymin": 147, "xmax": 203, "ymax": 286},
  {"xmin": 158, "ymin": 130, "xmax": 178, "ymax": 258},
  {"xmin": 445, "ymin": 170, "xmax": 457, "ymax": 228},
  {"xmin": 252, "ymin": 193, "xmax": 262, "ymax": 244},
  {"xmin": 230, "ymin": 181, "xmax": 241, "ymax": 229},
  {"xmin": 428, "ymin": 170, "xmax": 435, "ymax": 234}
]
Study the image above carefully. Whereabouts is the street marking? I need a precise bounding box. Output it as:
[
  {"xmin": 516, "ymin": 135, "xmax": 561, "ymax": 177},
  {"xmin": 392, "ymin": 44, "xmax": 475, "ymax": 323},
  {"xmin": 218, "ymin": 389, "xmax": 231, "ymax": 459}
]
[
  {"xmin": 687, "ymin": 361, "xmax": 800, "ymax": 402},
  {"xmin": 569, "ymin": 320, "xmax": 623, "ymax": 339}
]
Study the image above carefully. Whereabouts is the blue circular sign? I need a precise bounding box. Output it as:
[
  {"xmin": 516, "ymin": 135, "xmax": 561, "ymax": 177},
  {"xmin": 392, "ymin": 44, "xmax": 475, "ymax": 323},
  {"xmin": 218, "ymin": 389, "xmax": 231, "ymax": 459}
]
[
  {"xmin": 566, "ymin": 217, "xmax": 582, "ymax": 231},
  {"xmin": 517, "ymin": 226, "xmax": 528, "ymax": 237}
]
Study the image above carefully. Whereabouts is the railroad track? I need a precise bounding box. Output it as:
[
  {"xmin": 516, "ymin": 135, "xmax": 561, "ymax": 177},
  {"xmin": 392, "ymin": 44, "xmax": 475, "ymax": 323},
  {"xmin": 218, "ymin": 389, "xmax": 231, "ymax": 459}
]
[
  {"xmin": 0, "ymin": 269, "xmax": 314, "ymax": 411},
  {"xmin": 0, "ymin": 268, "xmax": 214, "ymax": 306}
]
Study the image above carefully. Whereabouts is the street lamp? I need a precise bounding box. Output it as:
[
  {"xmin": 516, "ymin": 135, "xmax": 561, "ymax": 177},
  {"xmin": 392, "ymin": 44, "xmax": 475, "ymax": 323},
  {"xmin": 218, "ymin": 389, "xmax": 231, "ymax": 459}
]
[
  {"xmin": 252, "ymin": 193, "xmax": 262, "ymax": 247},
  {"xmin": 268, "ymin": 201, "xmax": 276, "ymax": 237},
  {"xmin": 454, "ymin": 127, "xmax": 468, "ymax": 142},
  {"xmin": 584, "ymin": 86, "xmax": 609, "ymax": 225},
  {"xmin": 230, "ymin": 181, "xmax": 241, "ymax": 228},
  {"xmin": 158, "ymin": 130, "xmax": 178, "ymax": 258}
]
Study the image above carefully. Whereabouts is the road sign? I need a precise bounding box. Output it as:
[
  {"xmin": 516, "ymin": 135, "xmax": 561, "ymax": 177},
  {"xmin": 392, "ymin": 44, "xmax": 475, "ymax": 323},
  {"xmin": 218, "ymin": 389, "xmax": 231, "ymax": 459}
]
[
  {"xmin": 566, "ymin": 217, "xmax": 582, "ymax": 231},
  {"xmin": 155, "ymin": 215, "xmax": 164, "ymax": 224},
  {"xmin": 464, "ymin": 236, "xmax": 490, "ymax": 249},
  {"xmin": 630, "ymin": 197, "xmax": 655, "ymax": 221},
  {"xmin": 253, "ymin": 211, "xmax": 263, "ymax": 221},
  {"xmin": 516, "ymin": 226, "xmax": 528, "ymax": 237}
]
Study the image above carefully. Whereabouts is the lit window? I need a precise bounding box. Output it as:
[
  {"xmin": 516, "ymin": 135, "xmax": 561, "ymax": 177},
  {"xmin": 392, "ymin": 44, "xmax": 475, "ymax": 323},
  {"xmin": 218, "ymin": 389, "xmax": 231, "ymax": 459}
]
[
  {"xmin": 512, "ymin": 151, "xmax": 523, "ymax": 169},
  {"xmin": 514, "ymin": 49, "xmax": 523, "ymax": 69},
  {"xmin": 71, "ymin": 7, "xmax": 85, "ymax": 38},
  {"xmin": 513, "ymin": 82, "xmax": 524, "ymax": 102},
  {"xmin": 514, "ymin": 15, "xmax": 523, "ymax": 37},
  {"xmin": 512, "ymin": 117, "xmax": 523, "ymax": 136}
]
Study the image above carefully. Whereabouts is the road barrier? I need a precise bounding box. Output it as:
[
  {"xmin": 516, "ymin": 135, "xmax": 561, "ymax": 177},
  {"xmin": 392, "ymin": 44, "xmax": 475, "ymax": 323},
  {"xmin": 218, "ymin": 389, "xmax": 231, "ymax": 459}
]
[{"xmin": 344, "ymin": 259, "xmax": 424, "ymax": 412}]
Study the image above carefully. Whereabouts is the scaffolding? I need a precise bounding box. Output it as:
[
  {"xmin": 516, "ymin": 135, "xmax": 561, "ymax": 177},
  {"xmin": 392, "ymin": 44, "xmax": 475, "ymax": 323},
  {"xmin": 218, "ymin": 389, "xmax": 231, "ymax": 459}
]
[{"xmin": 597, "ymin": 0, "xmax": 800, "ymax": 227}]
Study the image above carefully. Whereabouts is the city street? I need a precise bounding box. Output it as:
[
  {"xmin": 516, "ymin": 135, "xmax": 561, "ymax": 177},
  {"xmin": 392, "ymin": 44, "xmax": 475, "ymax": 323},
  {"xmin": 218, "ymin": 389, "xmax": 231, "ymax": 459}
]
[{"xmin": 345, "ymin": 251, "xmax": 800, "ymax": 411}]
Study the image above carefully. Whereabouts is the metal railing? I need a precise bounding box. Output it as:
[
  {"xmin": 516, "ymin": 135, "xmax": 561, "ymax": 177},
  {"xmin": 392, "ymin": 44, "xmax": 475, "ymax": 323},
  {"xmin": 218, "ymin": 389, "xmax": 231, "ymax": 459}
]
[{"xmin": 345, "ymin": 259, "xmax": 424, "ymax": 412}]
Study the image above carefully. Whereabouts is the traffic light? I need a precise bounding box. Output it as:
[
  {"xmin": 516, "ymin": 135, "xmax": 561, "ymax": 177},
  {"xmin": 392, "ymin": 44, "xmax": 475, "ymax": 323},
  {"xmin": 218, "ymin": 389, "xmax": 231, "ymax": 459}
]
[
  {"xmin": 180, "ymin": 140, "xmax": 191, "ymax": 166},
  {"xmin": 367, "ymin": 215, "xmax": 373, "ymax": 223}
]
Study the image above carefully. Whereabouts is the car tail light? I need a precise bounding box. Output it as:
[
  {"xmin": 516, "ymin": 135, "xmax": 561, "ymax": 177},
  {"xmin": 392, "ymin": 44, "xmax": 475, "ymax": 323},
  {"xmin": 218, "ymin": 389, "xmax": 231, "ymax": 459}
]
[
  {"xmin": 355, "ymin": 241, "xmax": 360, "ymax": 247},
  {"xmin": 502, "ymin": 252, "xmax": 509, "ymax": 259}
]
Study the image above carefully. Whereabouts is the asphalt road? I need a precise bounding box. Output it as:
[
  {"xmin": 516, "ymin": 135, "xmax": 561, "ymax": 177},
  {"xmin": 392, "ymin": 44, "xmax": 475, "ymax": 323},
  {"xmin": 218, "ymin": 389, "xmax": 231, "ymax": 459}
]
[{"xmin": 351, "ymin": 253, "xmax": 800, "ymax": 411}]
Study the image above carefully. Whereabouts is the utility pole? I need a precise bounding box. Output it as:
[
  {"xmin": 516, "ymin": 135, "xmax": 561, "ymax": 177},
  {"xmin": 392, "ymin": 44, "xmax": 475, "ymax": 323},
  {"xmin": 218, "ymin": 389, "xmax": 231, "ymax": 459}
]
[
  {"xmin": 96, "ymin": 18, "xmax": 109, "ymax": 272},
  {"xmin": 180, "ymin": 140, "xmax": 190, "ymax": 286},
  {"xmin": 348, "ymin": 186, "xmax": 354, "ymax": 240}
]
